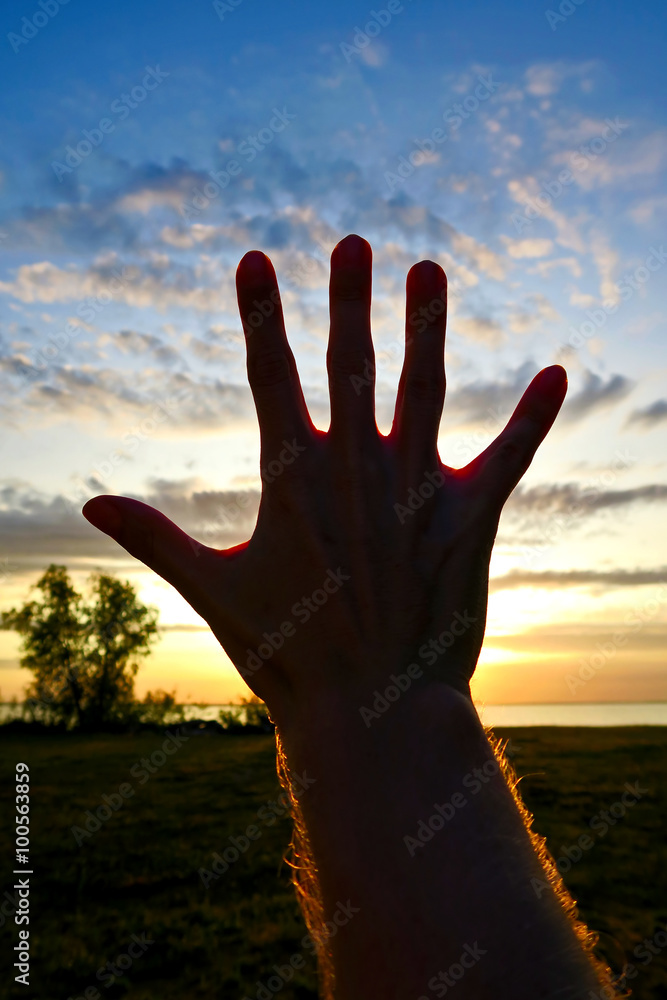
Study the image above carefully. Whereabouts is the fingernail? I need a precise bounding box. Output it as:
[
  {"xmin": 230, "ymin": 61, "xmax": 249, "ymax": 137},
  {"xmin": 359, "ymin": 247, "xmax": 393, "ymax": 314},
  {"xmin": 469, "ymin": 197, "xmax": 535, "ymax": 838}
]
[
  {"xmin": 240, "ymin": 251, "xmax": 270, "ymax": 282},
  {"xmin": 336, "ymin": 234, "xmax": 368, "ymax": 266},
  {"xmin": 414, "ymin": 259, "xmax": 445, "ymax": 294},
  {"xmin": 83, "ymin": 497, "xmax": 123, "ymax": 539},
  {"xmin": 539, "ymin": 365, "xmax": 567, "ymax": 394}
]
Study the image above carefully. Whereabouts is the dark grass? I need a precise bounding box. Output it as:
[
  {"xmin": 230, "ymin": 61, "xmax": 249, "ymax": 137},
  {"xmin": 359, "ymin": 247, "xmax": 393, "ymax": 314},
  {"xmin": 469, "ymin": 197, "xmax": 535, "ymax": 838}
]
[{"xmin": 0, "ymin": 726, "xmax": 666, "ymax": 999}]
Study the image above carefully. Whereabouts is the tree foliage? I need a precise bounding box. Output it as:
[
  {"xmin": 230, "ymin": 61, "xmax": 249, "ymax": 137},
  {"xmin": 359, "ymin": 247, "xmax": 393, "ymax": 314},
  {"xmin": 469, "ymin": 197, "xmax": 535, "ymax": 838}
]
[
  {"xmin": 218, "ymin": 694, "xmax": 274, "ymax": 732},
  {"xmin": 1, "ymin": 564, "xmax": 159, "ymax": 729},
  {"xmin": 133, "ymin": 688, "xmax": 186, "ymax": 727}
]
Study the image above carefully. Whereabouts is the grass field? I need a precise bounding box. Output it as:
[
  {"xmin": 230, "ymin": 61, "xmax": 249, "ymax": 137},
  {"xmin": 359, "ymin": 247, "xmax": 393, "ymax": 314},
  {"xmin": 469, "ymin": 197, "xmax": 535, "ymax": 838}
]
[{"xmin": 0, "ymin": 726, "xmax": 666, "ymax": 1000}]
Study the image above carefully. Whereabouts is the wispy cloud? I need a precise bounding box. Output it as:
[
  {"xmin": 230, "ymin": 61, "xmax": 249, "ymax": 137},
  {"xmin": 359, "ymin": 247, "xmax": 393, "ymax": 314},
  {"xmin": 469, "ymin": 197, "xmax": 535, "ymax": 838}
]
[
  {"xmin": 490, "ymin": 567, "xmax": 667, "ymax": 591},
  {"xmin": 625, "ymin": 399, "xmax": 667, "ymax": 429},
  {"xmin": 559, "ymin": 370, "xmax": 635, "ymax": 423},
  {"xmin": 505, "ymin": 481, "xmax": 667, "ymax": 517}
]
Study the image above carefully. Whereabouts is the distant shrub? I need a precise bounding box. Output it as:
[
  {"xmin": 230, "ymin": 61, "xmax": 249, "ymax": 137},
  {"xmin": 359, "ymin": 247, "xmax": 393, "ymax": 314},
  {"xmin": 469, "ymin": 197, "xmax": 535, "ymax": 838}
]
[{"xmin": 219, "ymin": 695, "xmax": 274, "ymax": 733}]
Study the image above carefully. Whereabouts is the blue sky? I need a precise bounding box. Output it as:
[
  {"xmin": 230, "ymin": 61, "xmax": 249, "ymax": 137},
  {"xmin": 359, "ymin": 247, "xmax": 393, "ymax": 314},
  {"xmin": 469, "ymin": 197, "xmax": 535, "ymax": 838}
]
[{"xmin": 1, "ymin": 0, "xmax": 666, "ymax": 704}]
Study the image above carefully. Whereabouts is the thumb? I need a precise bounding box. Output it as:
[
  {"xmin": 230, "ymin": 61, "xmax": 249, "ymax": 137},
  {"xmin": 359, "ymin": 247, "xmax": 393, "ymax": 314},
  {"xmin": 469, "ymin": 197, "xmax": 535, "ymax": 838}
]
[{"xmin": 82, "ymin": 495, "xmax": 216, "ymax": 618}]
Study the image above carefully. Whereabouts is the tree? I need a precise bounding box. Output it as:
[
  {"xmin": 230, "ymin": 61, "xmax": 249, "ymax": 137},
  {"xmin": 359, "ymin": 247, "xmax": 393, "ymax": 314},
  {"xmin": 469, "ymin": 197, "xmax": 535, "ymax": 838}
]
[
  {"xmin": 219, "ymin": 694, "xmax": 274, "ymax": 732},
  {"xmin": 80, "ymin": 572, "xmax": 159, "ymax": 728},
  {"xmin": 2, "ymin": 565, "xmax": 85, "ymax": 727},
  {"xmin": 1, "ymin": 564, "xmax": 159, "ymax": 729},
  {"xmin": 133, "ymin": 688, "xmax": 186, "ymax": 727}
]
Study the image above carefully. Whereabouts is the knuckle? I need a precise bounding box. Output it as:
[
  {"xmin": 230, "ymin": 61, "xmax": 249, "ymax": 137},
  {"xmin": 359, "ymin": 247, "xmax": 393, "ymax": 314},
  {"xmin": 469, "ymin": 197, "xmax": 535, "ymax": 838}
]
[
  {"xmin": 334, "ymin": 468, "xmax": 365, "ymax": 494},
  {"xmin": 494, "ymin": 438, "xmax": 522, "ymax": 463},
  {"xmin": 248, "ymin": 351, "xmax": 291, "ymax": 388},
  {"xmin": 328, "ymin": 350, "xmax": 374, "ymax": 386},
  {"xmin": 404, "ymin": 370, "xmax": 445, "ymax": 404},
  {"xmin": 489, "ymin": 437, "xmax": 532, "ymax": 478},
  {"xmin": 493, "ymin": 438, "xmax": 527, "ymax": 466}
]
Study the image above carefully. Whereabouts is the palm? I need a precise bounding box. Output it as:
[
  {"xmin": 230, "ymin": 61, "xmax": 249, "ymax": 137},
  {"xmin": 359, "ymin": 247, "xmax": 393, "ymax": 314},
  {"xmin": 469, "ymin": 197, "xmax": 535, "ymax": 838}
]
[{"xmin": 83, "ymin": 234, "xmax": 567, "ymax": 725}]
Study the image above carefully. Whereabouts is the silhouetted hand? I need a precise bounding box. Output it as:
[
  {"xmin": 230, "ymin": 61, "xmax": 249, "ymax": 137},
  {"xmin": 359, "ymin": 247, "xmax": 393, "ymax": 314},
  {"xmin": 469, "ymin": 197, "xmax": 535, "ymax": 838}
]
[
  {"xmin": 83, "ymin": 234, "xmax": 567, "ymax": 732},
  {"xmin": 81, "ymin": 236, "xmax": 609, "ymax": 1000}
]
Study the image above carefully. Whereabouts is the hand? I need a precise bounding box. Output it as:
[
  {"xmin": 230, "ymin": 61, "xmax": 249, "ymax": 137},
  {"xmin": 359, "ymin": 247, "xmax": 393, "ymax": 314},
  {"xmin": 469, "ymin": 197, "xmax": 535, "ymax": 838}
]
[{"xmin": 82, "ymin": 234, "xmax": 567, "ymax": 731}]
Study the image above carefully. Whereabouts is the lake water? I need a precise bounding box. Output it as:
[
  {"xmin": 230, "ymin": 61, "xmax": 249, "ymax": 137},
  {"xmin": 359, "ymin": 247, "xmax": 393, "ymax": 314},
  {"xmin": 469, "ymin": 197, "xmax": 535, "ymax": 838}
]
[
  {"xmin": 476, "ymin": 702, "xmax": 667, "ymax": 727},
  {"xmin": 2, "ymin": 702, "xmax": 667, "ymax": 726}
]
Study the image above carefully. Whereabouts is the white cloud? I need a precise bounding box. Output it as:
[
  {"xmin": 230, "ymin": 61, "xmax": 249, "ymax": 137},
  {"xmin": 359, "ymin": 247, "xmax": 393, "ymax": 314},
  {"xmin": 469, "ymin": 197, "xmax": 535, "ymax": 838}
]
[
  {"xmin": 454, "ymin": 316, "xmax": 505, "ymax": 347},
  {"xmin": 450, "ymin": 231, "xmax": 506, "ymax": 280},
  {"xmin": 502, "ymin": 237, "xmax": 554, "ymax": 259},
  {"xmin": 628, "ymin": 193, "xmax": 667, "ymax": 225},
  {"xmin": 507, "ymin": 292, "xmax": 559, "ymax": 334},
  {"xmin": 552, "ymin": 129, "xmax": 667, "ymax": 191},
  {"xmin": 359, "ymin": 42, "xmax": 389, "ymax": 68},
  {"xmin": 116, "ymin": 189, "xmax": 186, "ymax": 214},
  {"xmin": 529, "ymin": 257, "xmax": 582, "ymax": 278},
  {"xmin": 525, "ymin": 64, "xmax": 562, "ymax": 97},
  {"xmin": 507, "ymin": 176, "xmax": 588, "ymax": 253},
  {"xmin": 569, "ymin": 289, "xmax": 597, "ymax": 308},
  {"xmin": 0, "ymin": 258, "xmax": 229, "ymax": 313},
  {"xmin": 589, "ymin": 231, "xmax": 620, "ymax": 306},
  {"xmin": 524, "ymin": 60, "xmax": 600, "ymax": 98}
]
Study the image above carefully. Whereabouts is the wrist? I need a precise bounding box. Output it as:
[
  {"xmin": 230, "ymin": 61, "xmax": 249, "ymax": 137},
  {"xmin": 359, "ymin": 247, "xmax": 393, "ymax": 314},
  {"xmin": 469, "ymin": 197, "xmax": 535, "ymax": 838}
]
[
  {"xmin": 275, "ymin": 677, "xmax": 483, "ymax": 776},
  {"xmin": 274, "ymin": 678, "xmax": 606, "ymax": 1000}
]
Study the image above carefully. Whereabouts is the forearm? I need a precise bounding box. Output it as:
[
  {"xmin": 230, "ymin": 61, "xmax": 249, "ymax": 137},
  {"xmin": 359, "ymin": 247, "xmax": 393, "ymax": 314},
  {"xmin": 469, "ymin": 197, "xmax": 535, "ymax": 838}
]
[{"xmin": 277, "ymin": 680, "xmax": 611, "ymax": 1000}]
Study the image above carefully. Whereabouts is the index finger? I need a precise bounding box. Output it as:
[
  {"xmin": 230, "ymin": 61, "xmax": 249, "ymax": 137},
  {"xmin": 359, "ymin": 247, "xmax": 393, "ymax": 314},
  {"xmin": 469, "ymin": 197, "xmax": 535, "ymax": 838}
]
[{"xmin": 236, "ymin": 250, "xmax": 315, "ymax": 458}]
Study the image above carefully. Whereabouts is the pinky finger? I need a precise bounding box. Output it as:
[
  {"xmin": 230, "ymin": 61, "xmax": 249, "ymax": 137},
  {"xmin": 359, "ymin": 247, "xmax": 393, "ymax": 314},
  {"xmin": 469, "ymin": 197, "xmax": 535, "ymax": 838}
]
[{"xmin": 461, "ymin": 365, "xmax": 568, "ymax": 508}]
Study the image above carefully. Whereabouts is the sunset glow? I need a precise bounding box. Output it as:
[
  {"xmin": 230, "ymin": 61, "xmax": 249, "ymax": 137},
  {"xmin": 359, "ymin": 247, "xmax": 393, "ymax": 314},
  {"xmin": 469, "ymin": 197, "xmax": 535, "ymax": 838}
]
[{"xmin": 1, "ymin": 1, "xmax": 665, "ymax": 707}]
